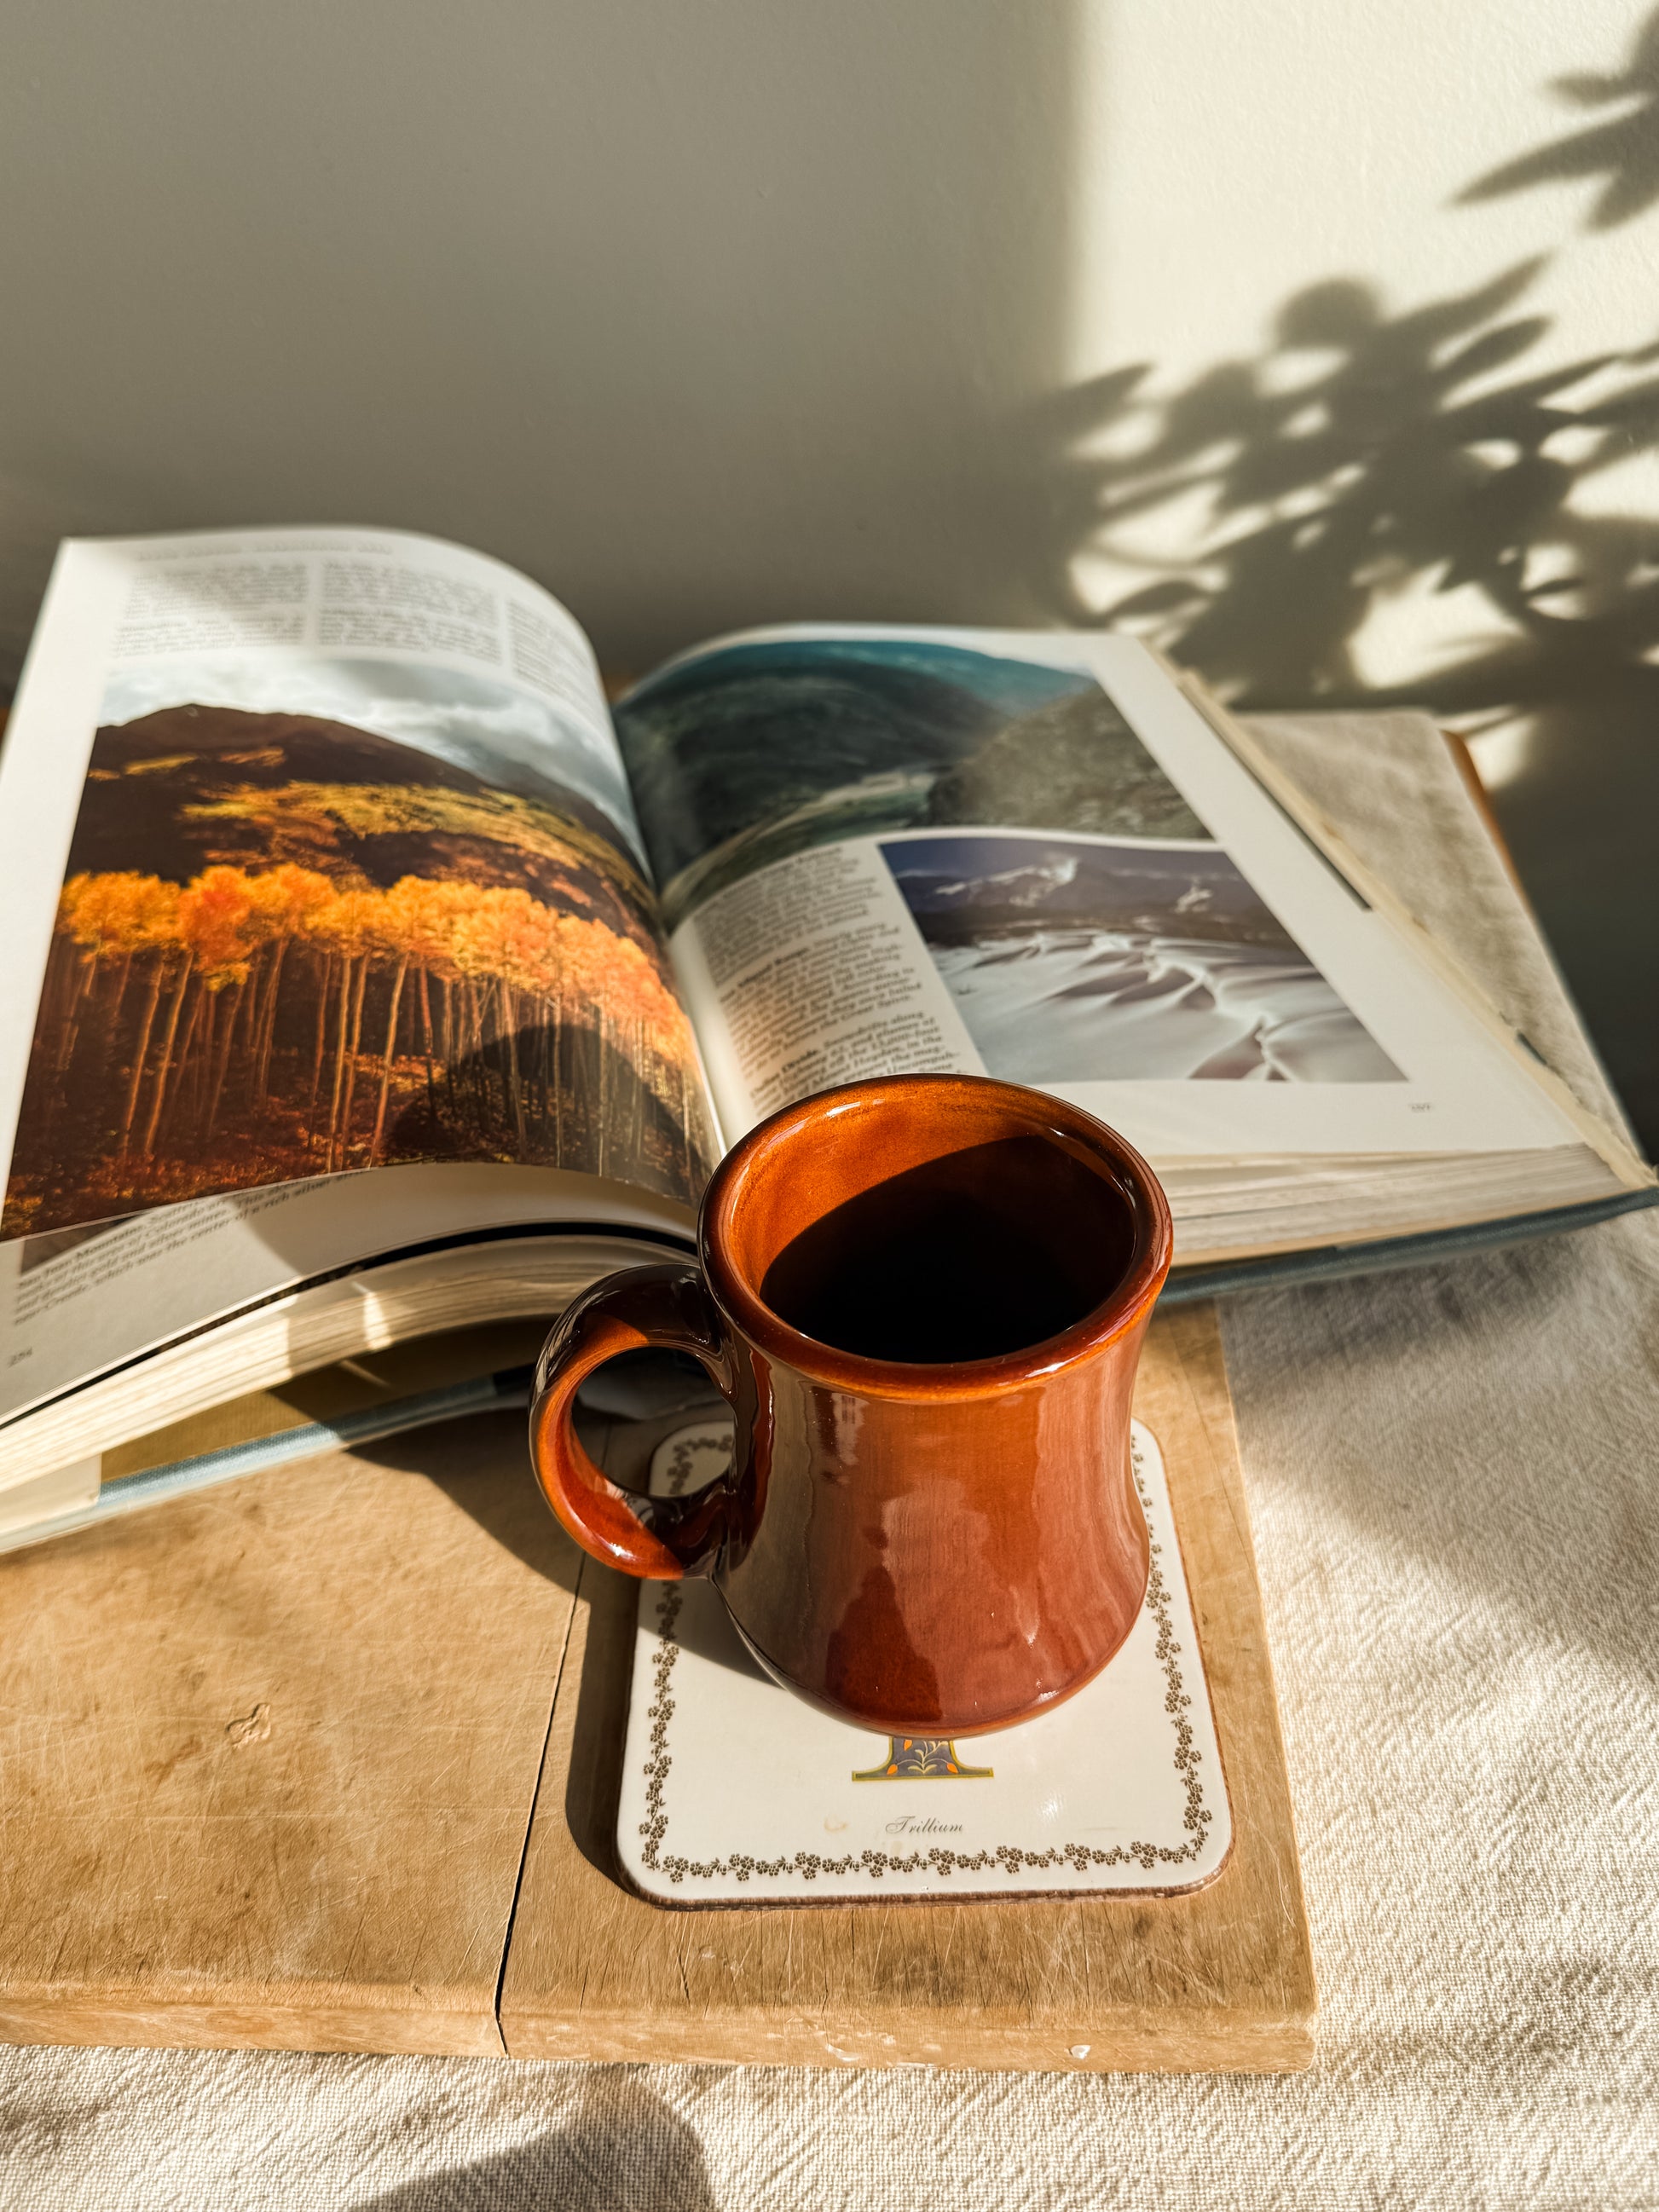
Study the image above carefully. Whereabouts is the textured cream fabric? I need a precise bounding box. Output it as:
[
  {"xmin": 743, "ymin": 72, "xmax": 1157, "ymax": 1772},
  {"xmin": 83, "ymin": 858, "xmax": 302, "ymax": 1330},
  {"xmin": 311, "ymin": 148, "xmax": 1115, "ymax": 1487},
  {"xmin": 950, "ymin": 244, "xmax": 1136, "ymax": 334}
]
[{"xmin": 3, "ymin": 715, "xmax": 1655, "ymax": 2209}]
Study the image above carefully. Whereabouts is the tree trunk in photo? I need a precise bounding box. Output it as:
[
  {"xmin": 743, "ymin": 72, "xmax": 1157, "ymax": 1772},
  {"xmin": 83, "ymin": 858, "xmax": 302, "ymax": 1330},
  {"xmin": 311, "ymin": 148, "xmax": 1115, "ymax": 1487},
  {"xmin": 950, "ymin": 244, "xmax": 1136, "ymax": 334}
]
[
  {"xmin": 161, "ymin": 979, "xmax": 205, "ymax": 1146},
  {"xmin": 605, "ymin": 1013, "xmax": 619, "ymax": 1185},
  {"xmin": 501, "ymin": 983, "xmax": 528, "ymax": 1152},
  {"xmin": 532, "ymin": 995, "xmax": 550, "ymax": 1142},
  {"xmin": 107, "ymin": 950, "xmax": 135, "ymax": 1031},
  {"xmin": 416, "ymin": 966, "xmax": 437, "ymax": 1118},
  {"xmin": 117, "ymin": 956, "xmax": 166, "ymax": 1158},
  {"xmin": 42, "ymin": 936, "xmax": 77, "ymax": 1049},
  {"xmin": 460, "ymin": 980, "xmax": 480, "ymax": 1114},
  {"xmin": 204, "ymin": 976, "xmax": 251, "ymax": 1141},
  {"xmin": 88, "ymin": 951, "xmax": 130, "ymax": 1101},
  {"xmin": 326, "ymin": 956, "xmax": 355, "ymax": 1170},
  {"xmin": 630, "ymin": 1018, "xmax": 645, "ymax": 1166},
  {"xmin": 436, "ymin": 973, "xmax": 454, "ymax": 1112},
  {"xmin": 254, "ymin": 938, "xmax": 288, "ymax": 1105},
  {"xmin": 336, "ymin": 956, "xmax": 370, "ymax": 1167},
  {"xmin": 55, "ymin": 952, "xmax": 95, "ymax": 1078},
  {"xmin": 555, "ymin": 986, "xmax": 570, "ymax": 1158},
  {"xmin": 188, "ymin": 989, "xmax": 217, "ymax": 1133},
  {"xmin": 224, "ymin": 947, "xmax": 261, "ymax": 1120},
  {"xmin": 308, "ymin": 950, "xmax": 332, "ymax": 1128},
  {"xmin": 368, "ymin": 958, "xmax": 408, "ymax": 1167},
  {"xmin": 139, "ymin": 953, "xmax": 195, "ymax": 1159}
]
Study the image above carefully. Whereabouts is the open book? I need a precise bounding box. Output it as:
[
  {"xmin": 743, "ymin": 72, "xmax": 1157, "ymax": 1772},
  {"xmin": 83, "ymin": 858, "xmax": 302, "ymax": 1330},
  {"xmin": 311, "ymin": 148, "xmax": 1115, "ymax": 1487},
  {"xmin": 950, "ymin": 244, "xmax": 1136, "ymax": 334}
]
[{"xmin": 0, "ymin": 526, "xmax": 1650, "ymax": 1539}]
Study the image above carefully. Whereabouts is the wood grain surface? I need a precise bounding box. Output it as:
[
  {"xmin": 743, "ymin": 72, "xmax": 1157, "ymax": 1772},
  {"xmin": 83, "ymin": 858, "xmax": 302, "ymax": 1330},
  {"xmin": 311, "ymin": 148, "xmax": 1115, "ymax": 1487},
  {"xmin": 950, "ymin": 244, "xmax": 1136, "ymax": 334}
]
[
  {"xmin": 501, "ymin": 1302, "xmax": 1316, "ymax": 2072},
  {"xmin": 0, "ymin": 1302, "xmax": 1311, "ymax": 2069},
  {"xmin": 0, "ymin": 1407, "xmax": 579, "ymax": 2054}
]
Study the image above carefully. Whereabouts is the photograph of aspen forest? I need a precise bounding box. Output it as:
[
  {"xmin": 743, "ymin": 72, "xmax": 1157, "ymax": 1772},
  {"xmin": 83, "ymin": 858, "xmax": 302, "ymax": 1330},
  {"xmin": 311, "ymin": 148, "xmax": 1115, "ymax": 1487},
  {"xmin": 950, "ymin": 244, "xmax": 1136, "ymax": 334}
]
[{"xmin": 2, "ymin": 691, "xmax": 718, "ymax": 1238}]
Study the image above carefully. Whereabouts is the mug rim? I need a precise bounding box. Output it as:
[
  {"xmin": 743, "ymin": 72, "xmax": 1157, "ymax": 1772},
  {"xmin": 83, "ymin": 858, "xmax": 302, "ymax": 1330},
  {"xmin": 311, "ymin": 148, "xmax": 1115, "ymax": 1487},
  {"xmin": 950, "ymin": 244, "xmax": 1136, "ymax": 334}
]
[{"xmin": 698, "ymin": 1073, "xmax": 1173, "ymax": 1400}]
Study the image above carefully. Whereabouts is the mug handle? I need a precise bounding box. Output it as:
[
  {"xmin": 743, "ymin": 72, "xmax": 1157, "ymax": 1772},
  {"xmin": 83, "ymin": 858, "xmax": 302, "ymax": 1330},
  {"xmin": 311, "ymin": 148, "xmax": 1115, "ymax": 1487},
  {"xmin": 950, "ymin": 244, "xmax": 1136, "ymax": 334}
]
[{"xmin": 529, "ymin": 1261, "xmax": 746, "ymax": 1580}]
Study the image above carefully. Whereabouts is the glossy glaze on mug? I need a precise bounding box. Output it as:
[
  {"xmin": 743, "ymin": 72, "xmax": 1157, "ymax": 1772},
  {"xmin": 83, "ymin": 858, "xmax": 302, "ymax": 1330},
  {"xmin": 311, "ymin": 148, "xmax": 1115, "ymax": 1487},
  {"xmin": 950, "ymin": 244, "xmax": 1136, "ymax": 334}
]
[{"xmin": 530, "ymin": 1074, "xmax": 1172, "ymax": 1737}]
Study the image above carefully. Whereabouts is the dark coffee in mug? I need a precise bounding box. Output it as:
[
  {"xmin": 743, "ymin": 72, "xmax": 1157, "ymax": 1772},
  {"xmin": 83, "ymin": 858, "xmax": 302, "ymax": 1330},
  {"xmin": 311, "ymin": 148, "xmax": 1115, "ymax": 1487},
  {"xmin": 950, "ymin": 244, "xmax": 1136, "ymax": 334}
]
[
  {"xmin": 529, "ymin": 1074, "xmax": 1172, "ymax": 1736},
  {"xmin": 759, "ymin": 1135, "xmax": 1136, "ymax": 1365}
]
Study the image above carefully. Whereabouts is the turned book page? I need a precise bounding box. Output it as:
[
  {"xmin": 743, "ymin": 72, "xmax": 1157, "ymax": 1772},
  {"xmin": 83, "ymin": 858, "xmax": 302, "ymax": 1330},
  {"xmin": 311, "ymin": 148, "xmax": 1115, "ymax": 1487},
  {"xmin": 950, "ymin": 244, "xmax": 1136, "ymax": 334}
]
[
  {"xmin": 616, "ymin": 625, "xmax": 1587, "ymax": 1167},
  {"xmin": 0, "ymin": 528, "xmax": 718, "ymax": 1434}
]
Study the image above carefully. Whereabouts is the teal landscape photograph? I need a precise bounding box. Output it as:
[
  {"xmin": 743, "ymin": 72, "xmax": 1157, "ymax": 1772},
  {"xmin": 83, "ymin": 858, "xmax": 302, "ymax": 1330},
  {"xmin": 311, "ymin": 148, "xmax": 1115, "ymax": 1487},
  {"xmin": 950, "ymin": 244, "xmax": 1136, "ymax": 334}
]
[{"xmin": 614, "ymin": 637, "xmax": 1210, "ymax": 927}]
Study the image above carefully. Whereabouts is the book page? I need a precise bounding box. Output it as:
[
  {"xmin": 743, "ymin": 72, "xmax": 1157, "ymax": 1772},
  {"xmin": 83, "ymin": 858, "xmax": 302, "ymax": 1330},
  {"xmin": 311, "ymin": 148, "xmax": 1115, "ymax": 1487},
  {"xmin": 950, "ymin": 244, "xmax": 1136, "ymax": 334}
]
[
  {"xmin": 0, "ymin": 1162, "xmax": 691, "ymax": 1434},
  {"xmin": 0, "ymin": 529, "xmax": 720, "ymax": 1422},
  {"xmin": 616, "ymin": 627, "xmax": 1583, "ymax": 1164}
]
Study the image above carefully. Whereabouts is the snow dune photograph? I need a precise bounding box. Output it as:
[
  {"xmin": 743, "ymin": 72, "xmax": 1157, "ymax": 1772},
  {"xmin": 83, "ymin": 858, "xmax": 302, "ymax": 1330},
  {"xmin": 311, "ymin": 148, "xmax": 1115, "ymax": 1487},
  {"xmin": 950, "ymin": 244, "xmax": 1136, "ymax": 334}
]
[{"xmin": 881, "ymin": 831, "xmax": 1402, "ymax": 1084}]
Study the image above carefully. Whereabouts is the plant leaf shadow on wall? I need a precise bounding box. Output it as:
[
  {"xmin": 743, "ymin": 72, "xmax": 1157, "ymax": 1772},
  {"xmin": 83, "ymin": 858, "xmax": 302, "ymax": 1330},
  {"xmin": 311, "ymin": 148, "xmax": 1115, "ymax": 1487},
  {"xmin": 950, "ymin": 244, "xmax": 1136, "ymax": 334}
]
[
  {"xmin": 1010, "ymin": 7, "xmax": 1659, "ymax": 1148},
  {"xmin": 1460, "ymin": 12, "xmax": 1659, "ymax": 230}
]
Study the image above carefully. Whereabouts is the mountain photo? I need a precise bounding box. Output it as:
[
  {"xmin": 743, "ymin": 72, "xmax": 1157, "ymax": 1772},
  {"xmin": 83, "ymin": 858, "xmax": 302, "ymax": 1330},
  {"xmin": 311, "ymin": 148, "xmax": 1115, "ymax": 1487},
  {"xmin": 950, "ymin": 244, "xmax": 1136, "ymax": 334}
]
[
  {"xmin": 3, "ymin": 687, "xmax": 715, "ymax": 1239},
  {"xmin": 616, "ymin": 636, "xmax": 1206, "ymax": 926}
]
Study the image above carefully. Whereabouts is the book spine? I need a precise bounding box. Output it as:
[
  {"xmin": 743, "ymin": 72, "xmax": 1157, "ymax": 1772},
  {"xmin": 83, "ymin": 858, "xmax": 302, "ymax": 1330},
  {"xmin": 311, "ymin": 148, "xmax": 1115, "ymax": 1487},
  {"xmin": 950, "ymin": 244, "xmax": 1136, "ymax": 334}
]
[{"xmin": 1162, "ymin": 1187, "xmax": 1658, "ymax": 1304}]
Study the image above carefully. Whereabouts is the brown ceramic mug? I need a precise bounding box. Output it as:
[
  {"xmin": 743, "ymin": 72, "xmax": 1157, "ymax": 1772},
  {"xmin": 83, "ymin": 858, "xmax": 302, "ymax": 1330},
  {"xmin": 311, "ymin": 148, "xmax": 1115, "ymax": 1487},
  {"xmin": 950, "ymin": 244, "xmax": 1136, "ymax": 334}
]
[{"xmin": 529, "ymin": 1073, "xmax": 1172, "ymax": 1736}]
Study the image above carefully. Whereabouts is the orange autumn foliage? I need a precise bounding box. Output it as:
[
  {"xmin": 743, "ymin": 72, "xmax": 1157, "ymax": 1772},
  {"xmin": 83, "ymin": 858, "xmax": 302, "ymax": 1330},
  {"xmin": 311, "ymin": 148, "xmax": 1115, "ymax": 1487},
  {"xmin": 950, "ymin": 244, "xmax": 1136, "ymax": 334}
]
[{"xmin": 46, "ymin": 863, "xmax": 705, "ymax": 1183}]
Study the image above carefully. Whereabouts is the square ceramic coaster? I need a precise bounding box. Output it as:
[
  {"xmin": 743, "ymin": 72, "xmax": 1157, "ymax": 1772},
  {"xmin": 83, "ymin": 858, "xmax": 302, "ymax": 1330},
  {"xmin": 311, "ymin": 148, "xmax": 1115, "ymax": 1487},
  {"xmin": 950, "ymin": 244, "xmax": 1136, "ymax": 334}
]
[{"xmin": 616, "ymin": 1418, "xmax": 1232, "ymax": 1906}]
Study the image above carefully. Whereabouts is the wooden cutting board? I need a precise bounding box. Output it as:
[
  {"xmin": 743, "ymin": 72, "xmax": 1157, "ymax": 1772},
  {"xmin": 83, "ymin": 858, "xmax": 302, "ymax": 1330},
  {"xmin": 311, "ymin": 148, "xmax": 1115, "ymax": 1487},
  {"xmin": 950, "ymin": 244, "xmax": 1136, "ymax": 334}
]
[
  {"xmin": 0, "ymin": 1302, "xmax": 1315, "ymax": 2071},
  {"xmin": 0, "ymin": 1401, "xmax": 577, "ymax": 2055}
]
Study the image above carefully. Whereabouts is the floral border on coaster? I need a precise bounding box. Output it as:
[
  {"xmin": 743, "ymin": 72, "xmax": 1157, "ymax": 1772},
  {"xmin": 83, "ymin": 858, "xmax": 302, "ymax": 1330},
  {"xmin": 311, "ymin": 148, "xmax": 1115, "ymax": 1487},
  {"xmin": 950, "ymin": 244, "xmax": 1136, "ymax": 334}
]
[{"xmin": 637, "ymin": 1433, "xmax": 1214, "ymax": 1886}]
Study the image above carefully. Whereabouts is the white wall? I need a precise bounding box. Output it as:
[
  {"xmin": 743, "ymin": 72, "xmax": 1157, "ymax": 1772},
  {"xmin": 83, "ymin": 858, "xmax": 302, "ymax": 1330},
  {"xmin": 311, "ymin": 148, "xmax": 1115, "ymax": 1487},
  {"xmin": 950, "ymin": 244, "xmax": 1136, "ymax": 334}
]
[
  {"xmin": 2, "ymin": 0, "xmax": 1653, "ymax": 1130},
  {"xmin": 3, "ymin": 1, "xmax": 1652, "ymax": 702},
  {"xmin": 0, "ymin": 2, "xmax": 1078, "ymax": 678}
]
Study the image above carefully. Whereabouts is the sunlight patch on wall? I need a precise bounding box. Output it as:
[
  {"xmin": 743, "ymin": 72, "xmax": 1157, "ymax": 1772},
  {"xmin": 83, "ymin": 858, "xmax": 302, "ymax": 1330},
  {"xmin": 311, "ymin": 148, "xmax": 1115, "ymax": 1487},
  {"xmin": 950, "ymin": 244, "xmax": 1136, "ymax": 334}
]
[{"xmin": 1059, "ymin": 0, "xmax": 1659, "ymax": 803}]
